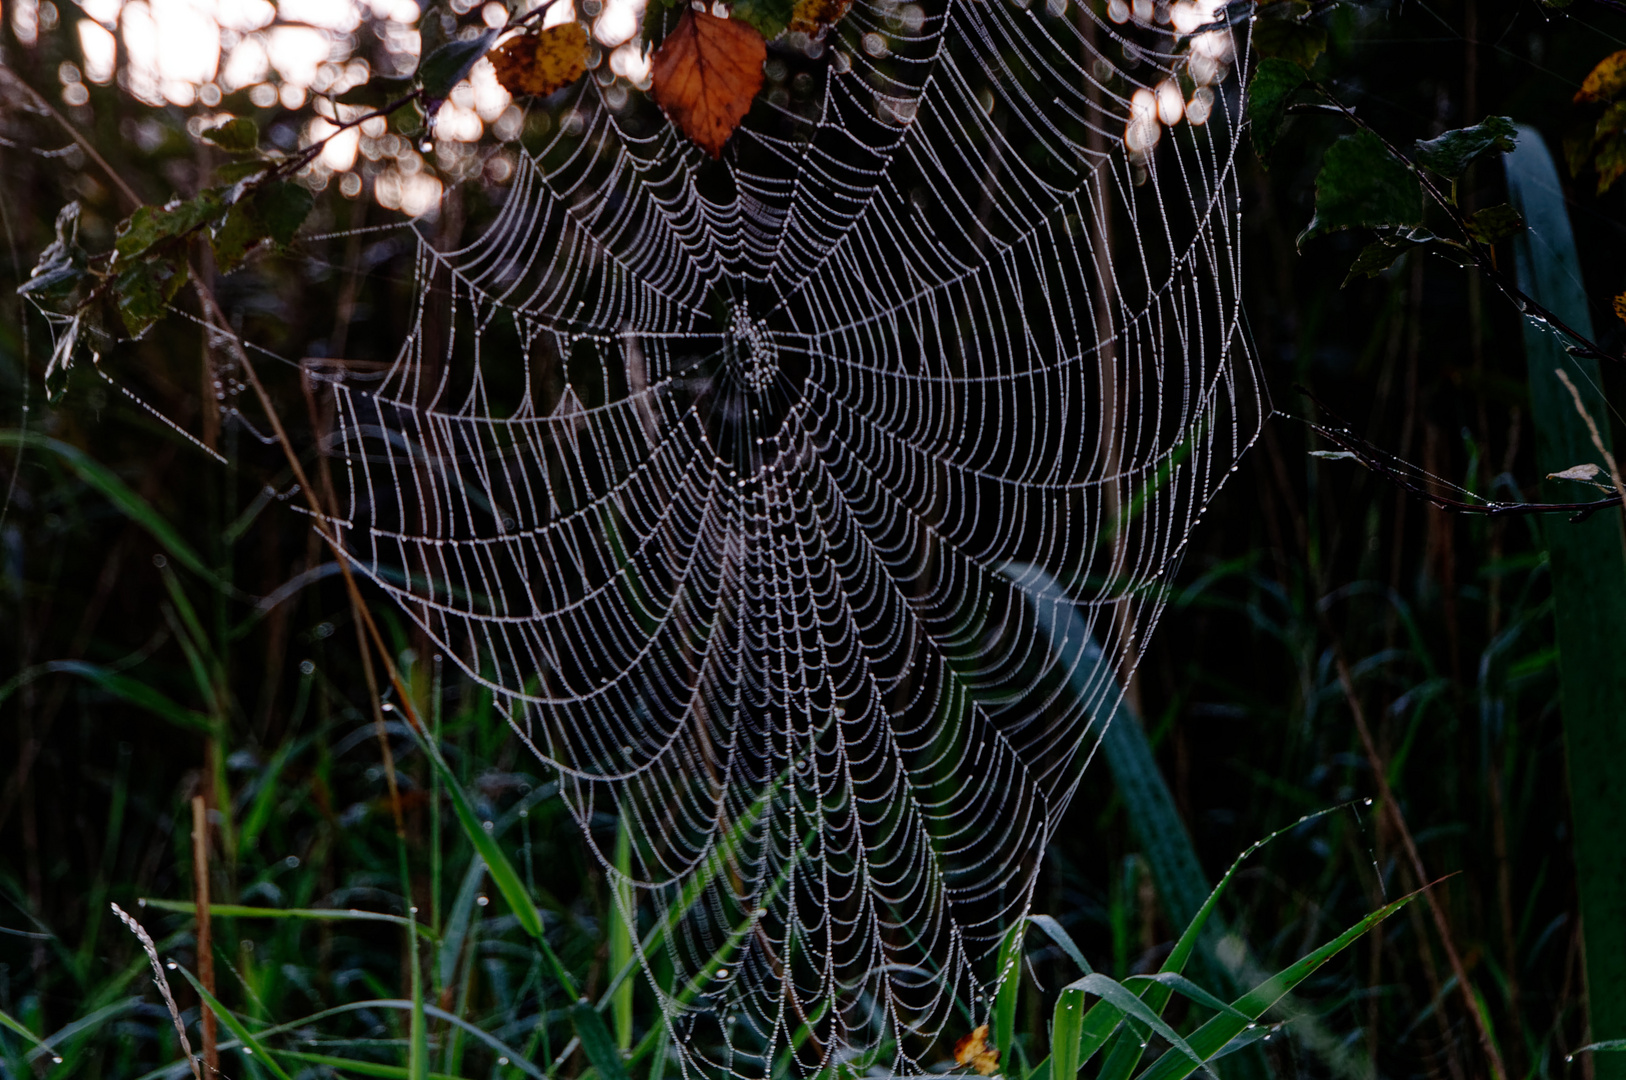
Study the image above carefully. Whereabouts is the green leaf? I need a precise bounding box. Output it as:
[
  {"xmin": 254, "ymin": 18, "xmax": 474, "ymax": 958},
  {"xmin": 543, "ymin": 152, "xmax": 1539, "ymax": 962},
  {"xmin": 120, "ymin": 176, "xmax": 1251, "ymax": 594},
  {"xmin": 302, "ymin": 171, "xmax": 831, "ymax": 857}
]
[
  {"xmin": 1245, "ymin": 58, "xmax": 1306, "ymax": 163},
  {"xmin": 418, "ymin": 28, "xmax": 500, "ymax": 109},
  {"xmin": 1342, "ymin": 231, "xmax": 1473, "ymax": 286},
  {"xmin": 1250, "ymin": 12, "xmax": 1326, "ymax": 70},
  {"xmin": 732, "ymin": 0, "xmax": 797, "ymax": 40},
  {"xmin": 114, "ymin": 254, "xmax": 189, "ymax": 337},
  {"xmin": 1464, "ymin": 203, "xmax": 1525, "ymax": 244},
  {"xmin": 17, "ymin": 201, "xmax": 88, "ymax": 311},
  {"xmin": 216, "ymin": 159, "xmax": 271, "ymax": 184},
  {"xmin": 335, "ymin": 77, "xmax": 414, "ymax": 108},
  {"xmin": 211, "ymin": 181, "xmax": 314, "ymax": 272},
  {"xmin": 201, "ymin": 116, "xmax": 260, "ymax": 154},
  {"xmin": 1413, "ymin": 115, "xmax": 1517, "ymax": 180},
  {"xmin": 1299, "ymin": 130, "xmax": 1422, "ymax": 247},
  {"xmin": 114, "ymin": 189, "xmax": 225, "ymax": 263}
]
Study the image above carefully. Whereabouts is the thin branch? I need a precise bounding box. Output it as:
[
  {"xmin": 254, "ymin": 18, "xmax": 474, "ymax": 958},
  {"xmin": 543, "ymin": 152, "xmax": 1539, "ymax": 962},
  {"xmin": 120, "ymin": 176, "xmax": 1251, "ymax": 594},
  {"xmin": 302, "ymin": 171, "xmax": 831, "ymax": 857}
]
[{"xmin": 1293, "ymin": 390, "xmax": 1625, "ymax": 522}]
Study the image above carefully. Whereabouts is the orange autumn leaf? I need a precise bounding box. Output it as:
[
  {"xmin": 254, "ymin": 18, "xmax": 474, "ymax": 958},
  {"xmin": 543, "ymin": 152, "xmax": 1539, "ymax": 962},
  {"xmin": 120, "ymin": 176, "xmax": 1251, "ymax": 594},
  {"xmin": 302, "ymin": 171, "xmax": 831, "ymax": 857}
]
[
  {"xmin": 1615, "ymin": 291, "xmax": 1626, "ymax": 327},
  {"xmin": 1576, "ymin": 50, "xmax": 1626, "ymax": 104},
  {"xmin": 953, "ymin": 1024, "xmax": 1000, "ymax": 1077},
  {"xmin": 650, "ymin": 8, "xmax": 765, "ymax": 158},
  {"xmin": 490, "ymin": 22, "xmax": 591, "ymax": 99},
  {"xmin": 787, "ymin": 0, "xmax": 852, "ymax": 35}
]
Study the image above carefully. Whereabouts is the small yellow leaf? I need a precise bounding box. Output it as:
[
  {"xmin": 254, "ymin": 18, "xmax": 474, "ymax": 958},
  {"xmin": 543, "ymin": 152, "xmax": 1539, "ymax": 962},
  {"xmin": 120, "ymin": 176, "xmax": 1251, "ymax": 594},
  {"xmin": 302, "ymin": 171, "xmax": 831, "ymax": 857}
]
[
  {"xmin": 953, "ymin": 1024, "xmax": 1000, "ymax": 1077},
  {"xmin": 1615, "ymin": 291, "xmax": 1626, "ymax": 326},
  {"xmin": 786, "ymin": 0, "xmax": 853, "ymax": 36},
  {"xmin": 490, "ymin": 23, "xmax": 591, "ymax": 100},
  {"xmin": 1576, "ymin": 50, "xmax": 1626, "ymax": 104}
]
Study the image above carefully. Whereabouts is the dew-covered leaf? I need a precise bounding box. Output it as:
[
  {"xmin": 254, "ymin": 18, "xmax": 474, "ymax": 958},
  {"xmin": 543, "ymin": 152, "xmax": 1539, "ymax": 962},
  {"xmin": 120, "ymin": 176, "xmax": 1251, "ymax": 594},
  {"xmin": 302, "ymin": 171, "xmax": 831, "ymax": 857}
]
[
  {"xmin": 115, "ymin": 254, "xmax": 189, "ymax": 337},
  {"xmin": 1245, "ymin": 58, "xmax": 1305, "ymax": 162},
  {"xmin": 1300, "ymin": 130, "xmax": 1422, "ymax": 247},
  {"xmin": 201, "ymin": 116, "xmax": 259, "ymax": 154},
  {"xmin": 650, "ymin": 8, "xmax": 766, "ymax": 158},
  {"xmin": 490, "ymin": 23, "xmax": 590, "ymax": 99},
  {"xmin": 1413, "ymin": 115, "xmax": 1517, "ymax": 181},
  {"xmin": 418, "ymin": 27, "xmax": 501, "ymax": 112}
]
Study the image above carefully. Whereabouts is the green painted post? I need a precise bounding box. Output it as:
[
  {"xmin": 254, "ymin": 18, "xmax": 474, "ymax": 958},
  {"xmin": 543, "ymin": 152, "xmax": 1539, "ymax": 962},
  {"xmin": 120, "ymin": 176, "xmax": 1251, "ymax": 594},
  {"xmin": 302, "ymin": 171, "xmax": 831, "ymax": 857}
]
[{"xmin": 1505, "ymin": 127, "xmax": 1626, "ymax": 1073}]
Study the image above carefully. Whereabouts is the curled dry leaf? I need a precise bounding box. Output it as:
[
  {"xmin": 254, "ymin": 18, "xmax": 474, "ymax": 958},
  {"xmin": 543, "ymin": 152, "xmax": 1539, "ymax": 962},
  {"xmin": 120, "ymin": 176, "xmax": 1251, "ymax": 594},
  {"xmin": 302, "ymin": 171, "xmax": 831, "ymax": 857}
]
[
  {"xmin": 491, "ymin": 22, "xmax": 591, "ymax": 99},
  {"xmin": 1549, "ymin": 463, "xmax": 1605, "ymax": 482},
  {"xmin": 787, "ymin": 0, "xmax": 853, "ymax": 35},
  {"xmin": 650, "ymin": 8, "xmax": 766, "ymax": 158},
  {"xmin": 953, "ymin": 1024, "xmax": 1000, "ymax": 1077}
]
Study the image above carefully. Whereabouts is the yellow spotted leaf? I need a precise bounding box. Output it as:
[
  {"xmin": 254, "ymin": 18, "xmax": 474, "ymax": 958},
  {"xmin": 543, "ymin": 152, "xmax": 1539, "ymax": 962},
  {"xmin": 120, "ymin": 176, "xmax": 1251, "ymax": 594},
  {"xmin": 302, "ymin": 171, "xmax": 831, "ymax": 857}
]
[
  {"xmin": 490, "ymin": 22, "xmax": 591, "ymax": 100},
  {"xmin": 786, "ymin": 0, "xmax": 852, "ymax": 35},
  {"xmin": 953, "ymin": 1024, "xmax": 1000, "ymax": 1077},
  {"xmin": 1614, "ymin": 291, "xmax": 1626, "ymax": 326},
  {"xmin": 1576, "ymin": 50, "xmax": 1626, "ymax": 104},
  {"xmin": 650, "ymin": 8, "xmax": 765, "ymax": 158}
]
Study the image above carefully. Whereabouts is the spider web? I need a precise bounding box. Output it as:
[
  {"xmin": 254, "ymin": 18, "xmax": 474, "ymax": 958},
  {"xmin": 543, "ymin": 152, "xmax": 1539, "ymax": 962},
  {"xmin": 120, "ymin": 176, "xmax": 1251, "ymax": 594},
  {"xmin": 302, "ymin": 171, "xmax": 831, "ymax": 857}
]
[{"xmin": 318, "ymin": 1, "xmax": 1262, "ymax": 1073}]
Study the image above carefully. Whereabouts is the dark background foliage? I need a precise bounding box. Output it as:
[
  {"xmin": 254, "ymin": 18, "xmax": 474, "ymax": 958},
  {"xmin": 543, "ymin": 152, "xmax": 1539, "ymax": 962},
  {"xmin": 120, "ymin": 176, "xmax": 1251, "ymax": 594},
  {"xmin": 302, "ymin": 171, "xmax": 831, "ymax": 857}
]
[{"xmin": 2, "ymin": 1, "xmax": 1624, "ymax": 1077}]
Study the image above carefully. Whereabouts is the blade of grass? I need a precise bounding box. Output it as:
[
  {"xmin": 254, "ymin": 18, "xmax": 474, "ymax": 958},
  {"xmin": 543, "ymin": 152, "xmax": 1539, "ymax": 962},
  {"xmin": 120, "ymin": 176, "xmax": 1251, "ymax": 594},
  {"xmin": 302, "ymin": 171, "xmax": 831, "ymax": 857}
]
[
  {"xmin": 993, "ymin": 918, "xmax": 1025, "ymax": 1064},
  {"xmin": 1135, "ymin": 890, "xmax": 1421, "ymax": 1080},
  {"xmin": 0, "ymin": 431, "xmax": 223, "ymax": 588},
  {"xmin": 278, "ymin": 1050, "xmax": 467, "ymax": 1080},
  {"xmin": 1505, "ymin": 125, "xmax": 1626, "ymax": 1077},
  {"xmin": 0, "ymin": 660, "xmax": 212, "ymax": 732},
  {"xmin": 137, "ymin": 900, "xmax": 439, "ymax": 941},
  {"xmin": 173, "ymin": 967, "xmax": 295, "ymax": 1080},
  {"xmin": 0, "ymin": 1006, "xmax": 60, "ymax": 1063},
  {"xmin": 611, "ymin": 816, "xmax": 635, "ymax": 1050}
]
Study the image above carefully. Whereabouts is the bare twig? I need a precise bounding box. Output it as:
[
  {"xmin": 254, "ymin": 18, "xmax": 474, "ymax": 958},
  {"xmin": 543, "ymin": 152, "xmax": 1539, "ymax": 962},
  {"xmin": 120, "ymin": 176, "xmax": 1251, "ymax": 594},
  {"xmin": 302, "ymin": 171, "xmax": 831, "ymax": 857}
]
[{"xmin": 1294, "ymin": 392, "xmax": 1625, "ymax": 522}]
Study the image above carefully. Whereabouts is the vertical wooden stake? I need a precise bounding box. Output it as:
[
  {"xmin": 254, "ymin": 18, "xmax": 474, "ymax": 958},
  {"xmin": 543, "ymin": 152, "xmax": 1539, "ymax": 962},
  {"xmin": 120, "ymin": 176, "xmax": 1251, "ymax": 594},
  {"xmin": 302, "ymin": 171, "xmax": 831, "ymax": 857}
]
[{"xmin": 191, "ymin": 794, "xmax": 218, "ymax": 1076}]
